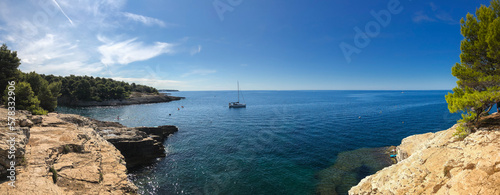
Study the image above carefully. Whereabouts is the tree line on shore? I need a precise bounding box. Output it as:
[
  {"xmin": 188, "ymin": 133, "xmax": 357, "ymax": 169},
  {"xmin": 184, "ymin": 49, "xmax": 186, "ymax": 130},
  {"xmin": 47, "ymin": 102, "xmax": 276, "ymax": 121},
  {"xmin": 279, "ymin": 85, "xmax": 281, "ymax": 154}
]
[
  {"xmin": 0, "ymin": 44, "xmax": 159, "ymax": 115},
  {"xmin": 41, "ymin": 74, "xmax": 159, "ymax": 102}
]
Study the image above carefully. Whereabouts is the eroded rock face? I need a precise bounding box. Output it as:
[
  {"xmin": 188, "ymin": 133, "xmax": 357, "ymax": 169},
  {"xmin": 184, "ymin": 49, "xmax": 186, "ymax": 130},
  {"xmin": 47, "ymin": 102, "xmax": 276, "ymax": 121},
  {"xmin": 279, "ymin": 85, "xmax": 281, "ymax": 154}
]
[
  {"xmin": 0, "ymin": 108, "xmax": 30, "ymax": 180},
  {"xmin": 0, "ymin": 109, "xmax": 138, "ymax": 194},
  {"xmin": 349, "ymin": 122, "xmax": 500, "ymax": 195},
  {"xmin": 95, "ymin": 125, "xmax": 178, "ymax": 169}
]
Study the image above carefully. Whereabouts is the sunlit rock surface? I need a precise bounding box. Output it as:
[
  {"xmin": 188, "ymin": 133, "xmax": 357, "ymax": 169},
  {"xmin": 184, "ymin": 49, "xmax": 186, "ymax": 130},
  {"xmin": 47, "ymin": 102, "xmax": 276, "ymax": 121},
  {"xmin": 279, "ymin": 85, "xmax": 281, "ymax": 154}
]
[{"xmin": 349, "ymin": 113, "xmax": 500, "ymax": 195}]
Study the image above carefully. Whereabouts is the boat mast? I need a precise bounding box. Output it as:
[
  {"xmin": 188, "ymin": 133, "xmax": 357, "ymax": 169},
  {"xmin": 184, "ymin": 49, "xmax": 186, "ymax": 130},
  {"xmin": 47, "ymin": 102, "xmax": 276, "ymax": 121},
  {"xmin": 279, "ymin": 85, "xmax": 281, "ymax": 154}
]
[{"xmin": 237, "ymin": 81, "xmax": 240, "ymax": 102}]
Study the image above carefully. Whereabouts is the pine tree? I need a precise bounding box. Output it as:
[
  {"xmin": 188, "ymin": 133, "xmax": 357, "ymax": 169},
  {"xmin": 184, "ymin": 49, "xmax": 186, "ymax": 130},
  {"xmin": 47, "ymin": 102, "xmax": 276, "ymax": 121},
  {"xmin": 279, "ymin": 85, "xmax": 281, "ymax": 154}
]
[
  {"xmin": 445, "ymin": 0, "xmax": 500, "ymax": 138},
  {"xmin": 0, "ymin": 44, "xmax": 21, "ymax": 99},
  {"xmin": 4, "ymin": 82, "xmax": 47, "ymax": 115}
]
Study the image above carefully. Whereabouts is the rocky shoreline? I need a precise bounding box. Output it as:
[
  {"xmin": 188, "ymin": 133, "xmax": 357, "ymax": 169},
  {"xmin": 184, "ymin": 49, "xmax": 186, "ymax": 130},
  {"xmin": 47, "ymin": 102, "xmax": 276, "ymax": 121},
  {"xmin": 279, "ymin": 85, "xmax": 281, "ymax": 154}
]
[
  {"xmin": 0, "ymin": 107, "xmax": 177, "ymax": 194},
  {"xmin": 349, "ymin": 113, "xmax": 500, "ymax": 194},
  {"xmin": 91, "ymin": 120, "xmax": 178, "ymax": 169},
  {"xmin": 58, "ymin": 93, "xmax": 184, "ymax": 107}
]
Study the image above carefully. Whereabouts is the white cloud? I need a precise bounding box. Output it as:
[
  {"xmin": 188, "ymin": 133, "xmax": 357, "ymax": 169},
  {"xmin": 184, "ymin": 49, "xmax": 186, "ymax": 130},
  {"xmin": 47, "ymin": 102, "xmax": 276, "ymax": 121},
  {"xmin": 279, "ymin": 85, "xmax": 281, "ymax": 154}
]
[
  {"xmin": 19, "ymin": 34, "xmax": 72, "ymax": 64},
  {"xmin": 122, "ymin": 12, "xmax": 167, "ymax": 27},
  {"xmin": 52, "ymin": 0, "xmax": 74, "ymax": 25},
  {"xmin": 0, "ymin": 0, "xmax": 198, "ymax": 84},
  {"xmin": 112, "ymin": 77, "xmax": 182, "ymax": 89},
  {"xmin": 98, "ymin": 35, "xmax": 175, "ymax": 65},
  {"xmin": 181, "ymin": 69, "xmax": 216, "ymax": 77},
  {"xmin": 190, "ymin": 45, "xmax": 202, "ymax": 55},
  {"xmin": 15, "ymin": 33, "xmax": 105, "ymax": 76},
  {"xmin": 27, "ymin": 61, "xmax": 105, "ymax": 76}
]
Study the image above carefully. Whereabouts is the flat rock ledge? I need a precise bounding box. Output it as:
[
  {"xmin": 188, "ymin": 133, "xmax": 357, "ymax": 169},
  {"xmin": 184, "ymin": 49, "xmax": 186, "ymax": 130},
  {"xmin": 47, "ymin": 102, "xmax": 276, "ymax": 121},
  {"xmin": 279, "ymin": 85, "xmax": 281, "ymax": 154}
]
[
  {"xmin": 57, "ymin": 114, "xmax": 178, "ymax": 170},
  {"xmin": 0, "ymin": 107, "xmax": 178, "ymax": 194},
  {"xmin": 349, "ymin": 113, "xmax": 500, "ymax": 195}
]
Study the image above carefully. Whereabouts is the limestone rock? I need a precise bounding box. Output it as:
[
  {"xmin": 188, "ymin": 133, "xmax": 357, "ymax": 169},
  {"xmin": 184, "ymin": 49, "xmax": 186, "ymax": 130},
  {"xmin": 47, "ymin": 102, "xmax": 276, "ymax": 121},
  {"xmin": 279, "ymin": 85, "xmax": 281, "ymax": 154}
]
[
  {"xmin": 95, "ymin": 125, "xmax": 178, "ymax": 169},
  {"xmin": 349, "ymin": 114, "xmax": 500, "ymax": 195},
  {"xmin": 30, "ymin": 116, "xmax": 43, "ymax": 125},
  {"xmin": 0, "ymin": 108, "xmax": 30, "ymax": 179},
  {"xmin": 0, "ymin": 108, "xmax": 138, "ymax": 194},
  {"xmin": 19, "ymin": 119, "xmax": 33, "ymax": 127}
]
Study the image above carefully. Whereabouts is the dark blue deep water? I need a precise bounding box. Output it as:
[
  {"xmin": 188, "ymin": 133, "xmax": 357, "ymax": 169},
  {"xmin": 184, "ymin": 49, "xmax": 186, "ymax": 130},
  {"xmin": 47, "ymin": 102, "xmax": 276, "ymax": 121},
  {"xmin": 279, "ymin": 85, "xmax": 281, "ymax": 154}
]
[{"xmin": 57, "ymin": 90, "xmax": 461, "ymax": 195}]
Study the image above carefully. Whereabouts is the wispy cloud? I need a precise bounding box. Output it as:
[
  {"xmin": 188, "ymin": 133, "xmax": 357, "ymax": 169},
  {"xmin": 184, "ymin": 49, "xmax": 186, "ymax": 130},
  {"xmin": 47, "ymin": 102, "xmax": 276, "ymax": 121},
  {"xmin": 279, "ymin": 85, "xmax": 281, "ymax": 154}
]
[
  {"xmin": 412, "ymin": 12, "xmax": 436, "ymax": 23},
  {"xmin": 52, "ymin": 0, "xmax": 74, "ymax": 25},
  {"xmin": 122, "ymin": 12, "xmax": 168, "ymax": 27},
  {"xmin": 429, "ymin": 2, "xmax": 438, "ymax": 11},
  {"xmin": 15, "ymin": 33, "xmax": 105, "ymax": 76},
  {"xmin": 412, "ymin": 3, "xmax": 458, "ymax": 24},
  {"xmin": 435, "ymin": 12, "xmax": 458, "ymax": 24},
  {"xmin": 181, "ymin": 69, "xmax": 216, "ymax": 77},
  {"xmin": 190, "ymin": 45, "xmax": 202, "ymax": 55},
  {"xmin": 112, "ymin": 77, "xmax": 182, "ymax": 89},
  {"xmin": 97, "ymin": 35, "xmax": 175, "ymax": 65},
  {"xmin": 0, "ymin": 0, "xmax": 198, "ymax": 83}
]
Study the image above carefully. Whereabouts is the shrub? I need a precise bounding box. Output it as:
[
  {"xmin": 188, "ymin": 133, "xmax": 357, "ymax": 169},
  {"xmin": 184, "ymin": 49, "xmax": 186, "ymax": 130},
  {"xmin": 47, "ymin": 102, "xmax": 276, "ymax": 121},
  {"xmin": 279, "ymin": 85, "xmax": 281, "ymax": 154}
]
[{"xmin": 49, "ymin": 166, "xmax": 58, "ymax": 183}]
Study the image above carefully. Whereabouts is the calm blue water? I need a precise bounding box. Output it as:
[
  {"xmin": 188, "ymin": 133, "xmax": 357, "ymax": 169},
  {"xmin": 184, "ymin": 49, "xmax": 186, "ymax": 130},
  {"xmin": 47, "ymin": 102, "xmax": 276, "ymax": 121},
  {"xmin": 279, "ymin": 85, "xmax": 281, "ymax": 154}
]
[{"xmin": 57, "ymin": 90, "xmax": 461, "ymax": 195}]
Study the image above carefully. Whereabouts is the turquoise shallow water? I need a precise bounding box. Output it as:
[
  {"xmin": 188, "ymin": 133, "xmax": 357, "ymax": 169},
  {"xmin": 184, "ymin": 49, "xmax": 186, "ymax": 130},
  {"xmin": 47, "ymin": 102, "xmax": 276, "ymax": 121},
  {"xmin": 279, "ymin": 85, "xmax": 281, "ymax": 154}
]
[{"xmin": 57, "ymin": 90, "xmax": 462, "ymax": 195}]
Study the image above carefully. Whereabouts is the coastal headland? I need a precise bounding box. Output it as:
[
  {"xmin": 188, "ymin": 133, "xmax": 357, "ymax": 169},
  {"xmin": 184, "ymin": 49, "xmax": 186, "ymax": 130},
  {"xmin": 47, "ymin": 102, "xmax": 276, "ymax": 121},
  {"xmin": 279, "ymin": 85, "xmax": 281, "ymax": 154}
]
[
  {"xmin": 0, "ymin": 107, "xmax": 177, "ymax": 194},
  {"xmin": 58, "ymin": 92, "xmax": 184, "ymax": 107},
  {"xmin": 349, "ymin": 113, "xmax": 500, "ymax": 194}
]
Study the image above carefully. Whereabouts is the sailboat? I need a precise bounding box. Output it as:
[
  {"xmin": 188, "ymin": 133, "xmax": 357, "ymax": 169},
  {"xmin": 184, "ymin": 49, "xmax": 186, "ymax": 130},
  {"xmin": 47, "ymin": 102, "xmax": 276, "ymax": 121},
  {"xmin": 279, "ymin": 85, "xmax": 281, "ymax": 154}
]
[{"xmin": 229, "ymin": 81, "xmax": 246, "ymax": 108}]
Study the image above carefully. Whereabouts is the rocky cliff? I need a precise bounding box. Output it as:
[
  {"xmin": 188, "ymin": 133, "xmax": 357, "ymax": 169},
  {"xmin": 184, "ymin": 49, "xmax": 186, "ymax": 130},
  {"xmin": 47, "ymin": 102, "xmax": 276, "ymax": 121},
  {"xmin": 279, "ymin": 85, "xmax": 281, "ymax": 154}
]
[
  {"xmin": 349, "ymin": 113, "xmax": 500, "ymax": 195},
  {"xmin": 0, "ymin": 109, "xmax": 138, "ymax": 194},
  {"xmin": 93, "ymin": 122, "xmax": 178, "ymax": 169},
  {"xmin": 0, "ymin": 107, "xmax": 178, "ymax": 194}
]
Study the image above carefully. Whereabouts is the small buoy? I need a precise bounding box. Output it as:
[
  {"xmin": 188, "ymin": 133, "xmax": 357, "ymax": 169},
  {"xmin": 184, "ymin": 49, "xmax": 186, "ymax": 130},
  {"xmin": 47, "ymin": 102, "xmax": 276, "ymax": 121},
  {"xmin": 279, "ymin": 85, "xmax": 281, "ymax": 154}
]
[
  {"xmin": 181, "ymin": 106, "xmax": 184, "ymax": 108},
  {"xmin": 402, "ymin": 121, "xmax": 404, "ymax": 124},
  {"xmin": 178, "ymin": 108, "xmax": 180, "ymax": 111},
  {"xmin": 358, "ymin": 116, "xmax": 361, "ymax": 119},
  {"xmin": 169, "ymin": 114, "xmax": 171, "ymax": 116}
]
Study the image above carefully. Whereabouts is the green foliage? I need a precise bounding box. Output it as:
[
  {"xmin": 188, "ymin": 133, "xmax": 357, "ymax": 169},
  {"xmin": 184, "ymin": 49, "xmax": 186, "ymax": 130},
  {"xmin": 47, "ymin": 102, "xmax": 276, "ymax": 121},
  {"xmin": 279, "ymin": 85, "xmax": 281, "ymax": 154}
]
[
  {"xmin": 63, "ymin": 145, "xmax": 71, "ymax": 154},
  {"xmin": 40, "ymin": 74, "xmax": 159, "ymax": 103},
  {"xmin": 0, "ymin": 43, "xmax": 159, "ymax": 112},
  {"xmin": 454, "ymin": 123, "xmax": 472, "ymax": 140},
  {"xmin": 0, "ymin": 44, "xmax": 21, "ymax": 100},
  {"xmin": 446, "ymin": 0, "xmax": 500, "ymax": 137},
  {"xmin": 50, "ymin": 166, "xmax": 58, "ymax": 183},
  {"xmin": 74, "ymin": 79, "xmax": 91, "ymax": 101},
  {"xmin": 24, "ymin": 72, "xmax": 61, "ymax": 112},
  {"xmin": 4, "ymin": 82, "xmax": 47, "ymax": 115},
  {"xmin": 99, "ymin": 171, "xmax": 103, "ymax": 183},
  {"xmin": 0, "ymin": 45, "xmax": 60, "ymax": 114}
]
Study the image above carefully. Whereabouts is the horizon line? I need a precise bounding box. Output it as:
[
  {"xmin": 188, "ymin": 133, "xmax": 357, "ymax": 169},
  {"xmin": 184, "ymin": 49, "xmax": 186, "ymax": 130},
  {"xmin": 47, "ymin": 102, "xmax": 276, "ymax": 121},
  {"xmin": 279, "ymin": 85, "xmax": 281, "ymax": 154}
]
[{"xmin": 164, "ymin": 89, "xmax": 453, "ymax": 92}]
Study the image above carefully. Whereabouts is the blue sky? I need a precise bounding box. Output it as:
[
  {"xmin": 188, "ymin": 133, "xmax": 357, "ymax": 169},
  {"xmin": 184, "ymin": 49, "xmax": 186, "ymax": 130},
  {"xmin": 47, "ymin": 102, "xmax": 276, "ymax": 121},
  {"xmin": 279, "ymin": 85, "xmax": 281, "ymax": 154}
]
[{"xmin": 0, "ymin": 0, "xmax": 492, "ymax": 90}]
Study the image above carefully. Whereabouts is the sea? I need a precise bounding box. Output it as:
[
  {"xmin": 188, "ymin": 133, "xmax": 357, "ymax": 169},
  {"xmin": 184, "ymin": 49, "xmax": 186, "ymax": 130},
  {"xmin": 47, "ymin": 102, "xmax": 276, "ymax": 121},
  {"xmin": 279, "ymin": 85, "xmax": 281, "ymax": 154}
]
[{"xmin": 56, "ymin": 90, "xmax": 463, "ymax": 195}]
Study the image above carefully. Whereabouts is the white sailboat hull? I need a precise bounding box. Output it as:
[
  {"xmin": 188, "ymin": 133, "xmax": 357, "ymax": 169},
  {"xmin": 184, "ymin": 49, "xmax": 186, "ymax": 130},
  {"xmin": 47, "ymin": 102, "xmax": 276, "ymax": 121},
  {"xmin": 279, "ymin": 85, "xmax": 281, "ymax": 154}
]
[
  {"xmin": 229, "ymin": 102, "xmax": 246, "ymax": 108},
  {"xmin": 229, "ymin": 81, "xmax": 246, "ymax": 108}
]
